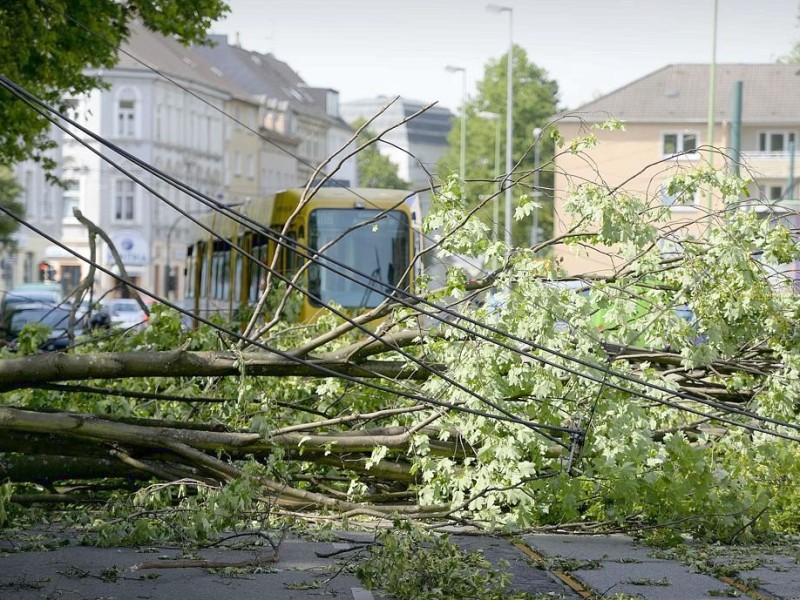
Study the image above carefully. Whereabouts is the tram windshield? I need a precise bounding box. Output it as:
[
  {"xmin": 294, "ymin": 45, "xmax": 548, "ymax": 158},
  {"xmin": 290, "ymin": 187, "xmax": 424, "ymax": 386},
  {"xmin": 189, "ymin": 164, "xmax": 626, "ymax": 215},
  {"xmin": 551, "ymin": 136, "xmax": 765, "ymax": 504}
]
[{"xmin": 308, "ymin": 209, "xmax": 410, "ymax": 308}]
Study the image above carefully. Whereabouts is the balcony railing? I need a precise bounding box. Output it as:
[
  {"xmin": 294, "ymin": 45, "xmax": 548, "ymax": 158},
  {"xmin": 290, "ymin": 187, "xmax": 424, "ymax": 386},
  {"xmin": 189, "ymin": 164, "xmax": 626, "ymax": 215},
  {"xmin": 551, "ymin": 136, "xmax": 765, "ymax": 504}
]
[{"xmin": 741, "ymin": 150, "xmax": 796, "ymax": 160}]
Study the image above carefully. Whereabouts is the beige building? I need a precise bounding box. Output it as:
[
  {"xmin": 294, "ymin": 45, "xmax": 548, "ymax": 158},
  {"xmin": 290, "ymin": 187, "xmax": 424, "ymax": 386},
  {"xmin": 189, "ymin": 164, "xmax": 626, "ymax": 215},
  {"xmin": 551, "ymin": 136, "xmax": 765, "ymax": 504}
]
[{"xmin": 553, "ymin": 64, "xmax": 800, "ymax": 277}]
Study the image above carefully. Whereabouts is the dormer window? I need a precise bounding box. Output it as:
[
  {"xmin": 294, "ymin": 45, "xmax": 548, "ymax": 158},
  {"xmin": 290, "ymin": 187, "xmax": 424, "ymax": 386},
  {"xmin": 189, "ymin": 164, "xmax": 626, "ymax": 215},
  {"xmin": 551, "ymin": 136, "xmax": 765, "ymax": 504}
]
[{"xmin": 326, "ymin": 90, "xmax": 339, "ymax": 117}]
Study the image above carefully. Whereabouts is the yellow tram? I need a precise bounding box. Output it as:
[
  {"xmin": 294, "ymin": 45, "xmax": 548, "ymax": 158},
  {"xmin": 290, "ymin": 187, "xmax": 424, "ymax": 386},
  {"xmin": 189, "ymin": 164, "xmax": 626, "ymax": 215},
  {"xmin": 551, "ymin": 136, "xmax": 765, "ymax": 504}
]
[{"xmin": 184, "ymin": 187, "xmax": 418, "ymax": 324}]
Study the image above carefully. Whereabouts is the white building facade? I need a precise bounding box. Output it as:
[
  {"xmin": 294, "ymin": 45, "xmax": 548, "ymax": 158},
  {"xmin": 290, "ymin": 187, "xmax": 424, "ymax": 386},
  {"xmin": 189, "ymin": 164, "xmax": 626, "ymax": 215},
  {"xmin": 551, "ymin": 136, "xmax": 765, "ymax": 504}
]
[
  {"xmin": 4, "ymin": 26, "xmax": 359, "ymax": 301},
  {"xmin": 58, "ymin": 33, "xmax": 229, "ymax": 298}
]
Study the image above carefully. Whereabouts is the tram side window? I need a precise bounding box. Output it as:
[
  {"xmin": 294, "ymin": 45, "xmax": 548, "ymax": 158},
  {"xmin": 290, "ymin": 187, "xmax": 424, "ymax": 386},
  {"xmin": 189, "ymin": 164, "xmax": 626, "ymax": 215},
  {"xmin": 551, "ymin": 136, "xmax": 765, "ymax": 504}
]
[
  {"xmin": 392, "ymin": 228, "xmax": 410, "ymax": 290},
  {"xmin": 212, "ymin": 249, "xmax": 231, "ymax": 300},
  {"xmin": 199, "ymin": 244, "xmax": 209, "ymax": 299},
  {"xmin": 221, "ymin": 256, "xmax": 231, "ymax": 300},
  {"xmin": 233, "ymin": 252, "xmax": 243, "ymax": 303},
  {"xmin": 185, "ymin": 254, "xmax": 195, "ymax": 299},
  {"xmin": 284, "ymin": 233, "xmax": 301, "ymax": 276},
  {"xmin": 211, "ymin": 251, "xmax": 221, "ymax": 299},
  {"xmin": 249, "ymin": 243, "xmax": 267, "ymax": 302}
]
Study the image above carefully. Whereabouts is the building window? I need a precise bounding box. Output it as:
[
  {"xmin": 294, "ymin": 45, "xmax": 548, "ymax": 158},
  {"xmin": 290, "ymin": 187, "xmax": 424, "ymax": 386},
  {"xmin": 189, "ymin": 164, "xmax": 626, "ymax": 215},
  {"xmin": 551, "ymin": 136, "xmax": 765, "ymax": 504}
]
[
  {"xmin": 114, "ymin": 179, "xmax": 136, "ymax": 221},
  {"xmin": 234, "ymin": 151, "xmax": 241, "ymax": 176},
  {"xmin": 117, "ymin": 99, "xmax": 136, "ymax": 137},
  {"xmin": 759, "ymin": 132, "xmax": 795, "ymax": 153},
  {"xmin": 23, "ymin": 252, "xmax": 33, "ymax": 283},
  {"xmin": 769, "ymin": 185, "xmax": 784, "ymax": 200},
  {"xmin": 662, "ymin": 132, "xmax": 698, "ymax": 156},
  {"xmin": 246, "ymin": 154, "xmax": 254, "ymax": 179},
  {"xmin": 62, "ymin": 179, "xmax": 80, "ymax": 219},
  {"xmin": 42, "ymin": 186, "xmax": 53, "ymax": 220},
  {"xmin": 155, "ymin": 104, "xmax": 162, "ymax": 141},
  {"xmin": 23, "ymin": 170, "xmax": 33, "ymax": 212},
  {"xmin": 189, "ymin": 111, "xmax": 197, "ymax": 148},
  {"xmin": 660, "ymin": 183, "xmax": 697, "ymax": 207}
]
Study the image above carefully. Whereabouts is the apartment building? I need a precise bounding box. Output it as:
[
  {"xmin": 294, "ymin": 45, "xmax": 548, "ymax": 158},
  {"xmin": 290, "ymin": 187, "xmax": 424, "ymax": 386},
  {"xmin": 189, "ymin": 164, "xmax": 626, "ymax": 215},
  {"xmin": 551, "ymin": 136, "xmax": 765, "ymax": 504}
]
[
  {"xmin": 55, "ymin": 23, "xmax": 238, "ymax": 298},
  {"xmin": 9, "ymin": 145, "xmax": 62, "ymax": 289},
  {"xmin": 194, "ymin": 36, "xmax": 356, "ymax": 190},
  {"xmin": 553, "ymin": 64, "xmax": 800, "ymax": 277},
  {"xmin": 5, "ymin": 25, "xmax": 357, "ymax": 300},
  {"xmin": 340, "ymin": 96, "xmax": 453, "ymax": 206}
]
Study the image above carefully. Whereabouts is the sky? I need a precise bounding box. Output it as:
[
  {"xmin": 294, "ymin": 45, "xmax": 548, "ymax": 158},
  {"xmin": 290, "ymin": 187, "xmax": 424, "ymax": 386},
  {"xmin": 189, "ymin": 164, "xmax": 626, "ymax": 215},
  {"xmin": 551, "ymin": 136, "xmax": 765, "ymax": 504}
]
[{"xmin": 211, "ymin": 0, "xmax": 800, "ymax": 114}]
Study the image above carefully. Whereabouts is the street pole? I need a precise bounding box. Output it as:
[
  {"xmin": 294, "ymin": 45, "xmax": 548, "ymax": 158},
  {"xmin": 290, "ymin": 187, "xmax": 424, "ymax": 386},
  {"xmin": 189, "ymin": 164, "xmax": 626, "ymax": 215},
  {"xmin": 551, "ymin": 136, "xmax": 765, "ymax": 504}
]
[
  {"xmin": 445, "ymin": 66, "xmax": 467, "ymax": 196},
  {"xmin": 706, "ymin": 0, "xmax": 718, "ymax": 215},
  {"xmin": 478, "ymin": 111, "xmax": 501, "ymax": 245},
  {"xmin": 487, "ymin": 4, "xmax": 513, "ymax": 250},
  {"xmin": 532, "ymin": 127, "xmax": 542, "ymax": 248}
]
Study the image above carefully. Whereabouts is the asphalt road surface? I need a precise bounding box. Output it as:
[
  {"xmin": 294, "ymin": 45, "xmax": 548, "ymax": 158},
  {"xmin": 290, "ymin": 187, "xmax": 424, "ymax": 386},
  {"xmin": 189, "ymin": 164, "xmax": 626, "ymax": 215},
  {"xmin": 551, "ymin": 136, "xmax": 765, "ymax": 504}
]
[{"xmin": 2, "ymin": 528, "xmax": 799, "ymax": 599}]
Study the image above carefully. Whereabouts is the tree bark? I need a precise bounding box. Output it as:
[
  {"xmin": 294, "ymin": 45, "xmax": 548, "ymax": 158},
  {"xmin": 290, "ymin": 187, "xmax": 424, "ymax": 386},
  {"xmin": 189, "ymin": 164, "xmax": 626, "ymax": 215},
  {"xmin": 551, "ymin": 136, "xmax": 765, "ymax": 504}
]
[{"xmin": 0, "ymin": 350, "xmax": 431, "ymax": 390}]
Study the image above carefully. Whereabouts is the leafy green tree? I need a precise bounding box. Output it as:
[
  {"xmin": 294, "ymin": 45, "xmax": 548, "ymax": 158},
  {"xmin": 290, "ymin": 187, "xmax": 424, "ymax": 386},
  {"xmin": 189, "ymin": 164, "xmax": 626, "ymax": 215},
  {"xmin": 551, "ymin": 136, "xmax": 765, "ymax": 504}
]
[
  {"xmin": 4, "ymin": 130, "xmax": 800, "ymax": 548},
  {"xmin": 352, "ymin": 118, "xmax": 410, "ymax": 189},
  {"xmin": 438, "ymin": 45, "xmax": 559, "ymax": 246},
  {"xmin": 778, "ymin": 45, "xmax": 800, "ymax": 64},
  {"xmin": 0, "ymin": 0, "xmax": 229, "ymax": 170},
  {"xmin": 0, "ymin": 170, "xmax": 23, "ymax": 249},
  {"xmin": 779, "ymin": 2, "xmax": 800, "ymax": 63}
]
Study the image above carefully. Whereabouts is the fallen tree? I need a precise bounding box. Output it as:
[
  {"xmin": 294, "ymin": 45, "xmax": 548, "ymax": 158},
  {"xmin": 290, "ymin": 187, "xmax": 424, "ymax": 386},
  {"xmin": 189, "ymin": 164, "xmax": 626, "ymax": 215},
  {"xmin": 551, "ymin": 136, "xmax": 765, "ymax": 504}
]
[{"xmin": 3, "ymin": 142, "xmax": 800, "ymax": 545}]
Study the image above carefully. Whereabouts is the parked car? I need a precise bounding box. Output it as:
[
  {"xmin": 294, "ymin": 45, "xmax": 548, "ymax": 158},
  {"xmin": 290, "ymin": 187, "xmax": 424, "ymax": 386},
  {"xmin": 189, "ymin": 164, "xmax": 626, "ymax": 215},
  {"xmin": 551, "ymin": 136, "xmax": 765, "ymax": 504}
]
[
  {"xmin": 103, "ymin": 298, "xmax": 148, "ymax": 330},
  {"xmin": 1, "ymin": 283, "xmax": 63, "ymax": 320},
  {"xmin": 1, "ymin": 302, "xmax": 84, "ymax": 351}
]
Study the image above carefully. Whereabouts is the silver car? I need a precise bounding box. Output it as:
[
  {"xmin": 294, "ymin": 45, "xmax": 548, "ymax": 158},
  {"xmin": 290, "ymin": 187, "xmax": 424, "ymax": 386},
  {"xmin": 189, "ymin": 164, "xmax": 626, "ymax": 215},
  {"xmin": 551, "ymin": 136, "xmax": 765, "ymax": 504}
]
[{"xmin": 103, "ymin": 299, "xmax": 148, "ymax": 331}]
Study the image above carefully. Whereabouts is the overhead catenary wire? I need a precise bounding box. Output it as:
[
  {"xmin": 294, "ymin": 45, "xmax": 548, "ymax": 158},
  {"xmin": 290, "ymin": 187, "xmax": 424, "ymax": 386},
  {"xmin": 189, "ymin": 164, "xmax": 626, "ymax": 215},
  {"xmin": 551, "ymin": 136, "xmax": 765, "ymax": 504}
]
[
  {"xmin": 2, "ymin": 73, "xmax": 797, "ymax": 443},
  {"xmin": 0, "ymin": 75, "xmax": 574, "ymax": 443},
  {"xmin": 34, "ymin": 0, "xmax": 489, "ymax": 280},
  {"xmin": 0, "ymin": 96, "xmax": 540, "ymax": 438}
]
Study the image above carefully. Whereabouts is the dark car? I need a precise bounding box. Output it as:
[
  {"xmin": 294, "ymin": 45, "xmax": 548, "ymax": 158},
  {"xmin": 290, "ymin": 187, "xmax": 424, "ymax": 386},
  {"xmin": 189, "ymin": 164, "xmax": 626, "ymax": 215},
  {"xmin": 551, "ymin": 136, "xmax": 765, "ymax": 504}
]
[
  {"xmin": 1, "ymin": 302, "xmax": 85, "ymax": 351},
  {"xmin": 0, "ymin": 283, "xmax": 63, "ymax": 319}
]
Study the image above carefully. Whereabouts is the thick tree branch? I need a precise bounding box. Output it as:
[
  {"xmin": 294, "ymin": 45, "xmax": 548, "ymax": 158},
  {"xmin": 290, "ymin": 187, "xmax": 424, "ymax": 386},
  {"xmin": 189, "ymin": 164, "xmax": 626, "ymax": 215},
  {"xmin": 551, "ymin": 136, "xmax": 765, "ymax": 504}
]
[{"xmin": 0, "ymin": 349, "xmax": 431, "ymax": 390}]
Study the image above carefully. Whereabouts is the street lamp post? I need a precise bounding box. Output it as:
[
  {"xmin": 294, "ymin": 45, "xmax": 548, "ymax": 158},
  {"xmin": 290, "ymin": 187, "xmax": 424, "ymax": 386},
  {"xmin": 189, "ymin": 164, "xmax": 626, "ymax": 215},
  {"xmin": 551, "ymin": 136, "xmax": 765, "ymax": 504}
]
[
  {"xmin": 478, "ymin": 111, "xmax": 501, "ymax": 245},
  {"xmin": 487, "ymin": 4, "xmax": 513, "ymax": 249},
  {"xmin": 445, "ymin": 65, "xmax": 467, "ymax": 196},
  {"xmin": 532, "ymin": 127, "xmax": 542, "ymax": 247}
]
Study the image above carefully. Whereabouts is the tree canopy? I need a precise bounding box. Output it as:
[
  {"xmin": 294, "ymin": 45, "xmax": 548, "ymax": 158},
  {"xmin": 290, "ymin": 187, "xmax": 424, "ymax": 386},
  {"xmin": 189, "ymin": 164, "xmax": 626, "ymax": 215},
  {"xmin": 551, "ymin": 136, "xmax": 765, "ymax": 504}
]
[
  {"xmin": 351, "ymin": 118, "xmax": 410, "ymax": 189},
  {"xmin": 0, "ymin": 0, "xmax": 229, "ymax": 169},
  {"xmin": 1, "ymin": 13, "xmax": 799, "ymax": 558},
  {"xmin": 2, "ymin": 126, "xmax": 800, "ymax": 548},
  {"xmin": 0, "ymin": 170, "xmax": 23, "ymax": 249},
  {"xmin": 438, "ymin": 45, "xmax": 559, "ymax": 246}
]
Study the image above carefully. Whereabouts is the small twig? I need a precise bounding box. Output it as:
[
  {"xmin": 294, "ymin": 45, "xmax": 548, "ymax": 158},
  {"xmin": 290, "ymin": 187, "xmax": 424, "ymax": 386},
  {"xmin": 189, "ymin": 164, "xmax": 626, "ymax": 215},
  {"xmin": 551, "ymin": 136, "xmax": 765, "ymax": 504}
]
[
  {"xmin": 132, "ymin": 553, "xmax": 278, "ymax": 571},
  {"xmin": 314, "ymin": 544, "xmax": 368, "ymax": 558},
  {"xmin": 134, "ymin": 527, "xmax": 289, "ymax": 571}
]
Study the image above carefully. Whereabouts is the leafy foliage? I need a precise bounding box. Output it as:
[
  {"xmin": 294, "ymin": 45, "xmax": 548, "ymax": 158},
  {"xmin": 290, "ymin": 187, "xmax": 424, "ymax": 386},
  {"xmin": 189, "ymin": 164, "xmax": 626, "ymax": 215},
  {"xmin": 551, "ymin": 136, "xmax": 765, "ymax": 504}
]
[
  {"xmin": 3, "ymin": 130, "xmax": 800, "ymax": 555},
  {"xmin": 437, "ymin": 44, "xmax": 559, "ymax": 246},
  {"xmin": 351, "ymin": 118, "xmax": 410, "ymax": 189},
  {"xmin": 92, "ymin": 464, "xmax": 275, "ymax": 547},
  {"xmin": 0, "ymin": 482, "xmax": 11, "ymax": 528},
  {"xmin": 0, "ymin": 170, "xmax": 23, "ymax": 249},
  {"xmin": 0, "ymin": 0, "xmax": 229, "ymax": 168},
  {"xmin": 357, "ymin": 522, "xmax": 536, "ymax": 600}
]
